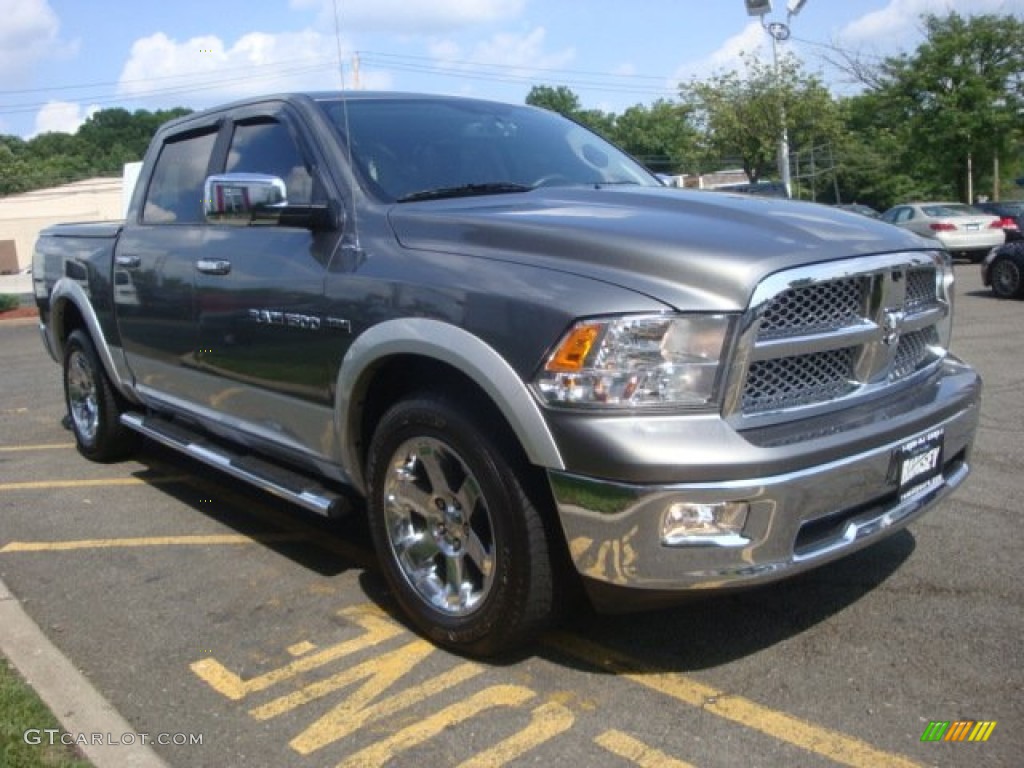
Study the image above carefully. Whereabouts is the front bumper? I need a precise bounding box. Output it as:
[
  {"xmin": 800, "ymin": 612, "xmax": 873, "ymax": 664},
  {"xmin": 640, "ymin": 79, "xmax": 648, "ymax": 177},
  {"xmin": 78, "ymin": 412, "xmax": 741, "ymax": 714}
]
[{"xmin": 547, "ymin": 359, "xmax": 980, "ymax": 606}]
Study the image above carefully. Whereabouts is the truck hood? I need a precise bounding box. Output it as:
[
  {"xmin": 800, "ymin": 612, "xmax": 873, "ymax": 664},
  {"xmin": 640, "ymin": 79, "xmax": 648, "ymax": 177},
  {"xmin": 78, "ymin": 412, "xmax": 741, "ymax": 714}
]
[{"xmin": 387, "ymin": 186, "xmax": 931, "ymax": 311}]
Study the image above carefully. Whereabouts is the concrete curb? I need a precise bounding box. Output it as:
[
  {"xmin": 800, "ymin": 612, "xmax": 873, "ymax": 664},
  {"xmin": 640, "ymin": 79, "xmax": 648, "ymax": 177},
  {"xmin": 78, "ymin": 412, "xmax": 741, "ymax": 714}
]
[{"xmin": 0, "ymin": 577, "xmax": 170, "ymax": 768}]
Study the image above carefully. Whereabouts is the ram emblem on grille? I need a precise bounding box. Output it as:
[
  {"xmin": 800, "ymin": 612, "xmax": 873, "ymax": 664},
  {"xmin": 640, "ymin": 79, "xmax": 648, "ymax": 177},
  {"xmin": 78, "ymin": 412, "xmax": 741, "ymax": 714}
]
[{"xmin": 881, "ymin": 308, "xmax": 904, "ymax": 347}]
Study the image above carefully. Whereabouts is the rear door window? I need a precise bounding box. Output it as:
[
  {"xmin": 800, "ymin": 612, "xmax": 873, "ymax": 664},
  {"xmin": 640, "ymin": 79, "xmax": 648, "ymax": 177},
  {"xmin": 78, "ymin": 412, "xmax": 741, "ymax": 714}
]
[{"xmin": 142, "ymin": 130, "xmax": 218, "ymax": 224}]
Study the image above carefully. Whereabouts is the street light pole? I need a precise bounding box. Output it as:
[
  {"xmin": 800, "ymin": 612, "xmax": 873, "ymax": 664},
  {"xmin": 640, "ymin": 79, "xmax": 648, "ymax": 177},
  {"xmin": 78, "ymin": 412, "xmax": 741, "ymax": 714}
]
[
  {"xmin": 767, "ymin": 23, "xmax": 792, "ymax": 198},
  {"xmin": 745, "ymin": 0, "xmax": 808, "ymax": 199}
]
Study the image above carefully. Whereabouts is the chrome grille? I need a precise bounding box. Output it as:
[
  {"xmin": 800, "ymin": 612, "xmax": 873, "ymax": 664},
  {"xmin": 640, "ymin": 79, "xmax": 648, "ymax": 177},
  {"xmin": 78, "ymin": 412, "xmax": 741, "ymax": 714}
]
[
  {"xmin": 905, "ymin": 268, "xmax": 938, "ymax": 312},
  {"xmin": 728, "ymin": 254, "xmax": 950, "ymax": 427},
  {"xmin": 744, "ymin": 349, "xmax": 856, "ymax": 413},
  {"xmin": 891, "ymin": 327, "xmax": 939, "ymax": 382},
  {"xmin": 758, "ymin": 277, "xmax": 867, "ymax": 338}
]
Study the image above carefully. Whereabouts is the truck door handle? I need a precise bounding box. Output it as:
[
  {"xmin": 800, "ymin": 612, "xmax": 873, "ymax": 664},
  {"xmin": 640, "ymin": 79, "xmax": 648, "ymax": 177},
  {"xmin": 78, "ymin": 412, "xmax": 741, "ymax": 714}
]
[
  {"xmin": 196, "ymin": 259, "xmax": 232, "ymax": 275},
  {"xmin": 115, "ymin": 254, "xmax": 141, "ymax": 269}
]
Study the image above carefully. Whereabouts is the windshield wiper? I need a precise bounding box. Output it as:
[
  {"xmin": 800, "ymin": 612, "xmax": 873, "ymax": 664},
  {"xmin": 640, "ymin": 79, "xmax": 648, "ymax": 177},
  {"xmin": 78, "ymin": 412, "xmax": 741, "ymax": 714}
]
[
  {"xmin": 397, "ymin": 182, "xmax": 531, "ymax": 203},
  {"xmin": 591, "ymin": 180, "xmax": 643, "ymax": 187}
]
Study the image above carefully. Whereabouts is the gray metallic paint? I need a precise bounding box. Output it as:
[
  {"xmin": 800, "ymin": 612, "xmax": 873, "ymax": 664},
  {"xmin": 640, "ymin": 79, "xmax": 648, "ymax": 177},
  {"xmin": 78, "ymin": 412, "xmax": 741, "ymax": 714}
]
[
  {"xmin": 551, "ymin": 391, "xmax": 978, "ymax": 591},
  {"xmin": 388, "ymin": 188, "xmax": 935, "ymax": 312},
  {"xmin": 542, "ymin": 357, "xmax": 979, "ymax": 485},
  {"xmin": 336, "ymin": 318, "xmax": 566, "ymax": 494},
  {"xmin": 31, "ymin": 92, "xmax": 982, "ymax": 602}
]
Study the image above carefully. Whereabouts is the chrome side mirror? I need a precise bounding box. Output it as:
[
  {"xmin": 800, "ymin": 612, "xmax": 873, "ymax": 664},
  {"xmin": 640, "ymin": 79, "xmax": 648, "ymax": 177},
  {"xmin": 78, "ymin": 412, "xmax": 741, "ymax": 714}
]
[{"xmin": 204, "ymin": 173, "xmax": 288, "ymax": 225}]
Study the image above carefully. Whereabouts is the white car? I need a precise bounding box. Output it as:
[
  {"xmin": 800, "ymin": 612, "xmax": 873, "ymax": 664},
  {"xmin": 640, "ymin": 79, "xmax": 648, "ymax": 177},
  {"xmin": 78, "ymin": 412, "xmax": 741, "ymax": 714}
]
[{"xmin": 881, "ymin": 202, "xmax": 1005, "ymax": 262}]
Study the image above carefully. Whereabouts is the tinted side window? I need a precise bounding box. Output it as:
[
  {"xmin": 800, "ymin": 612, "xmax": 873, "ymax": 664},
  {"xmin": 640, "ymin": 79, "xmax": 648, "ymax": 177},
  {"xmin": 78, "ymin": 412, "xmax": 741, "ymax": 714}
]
[
  {"xmin": 143, "ymin": 130, "xmax": 218, "ymax": 224},
  {"xmin": 225, "ymin": 119, "xmax": 313, "ymax": 205}
]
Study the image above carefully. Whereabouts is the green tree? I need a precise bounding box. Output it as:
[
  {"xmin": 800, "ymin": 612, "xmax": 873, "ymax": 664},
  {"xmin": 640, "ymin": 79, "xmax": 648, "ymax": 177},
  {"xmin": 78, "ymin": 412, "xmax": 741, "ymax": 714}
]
[
  {"xmin": 612, "ymin": 100, "xmax": 699, "ymax": 174},
  {"xmin": 525, "ymin": 85, "xmax": 615, "ymax": 137},
  {"xmin": 526, "ymin": 85, "xmax": 582, "ymax": 118},
  {"xmin": 0, "ymin": 106, "xmax": 191, "ymax": 196},
  {"xmin": 833, "ymin": 94, "xmax": 932, "ymax": 210},
  {"xmin": 838, "ymin": 13, "xmax": 1024, "ymax": 203},
  {"xmin": 679, "ymin": 53, "xmax": 841, "ymax": 185}
]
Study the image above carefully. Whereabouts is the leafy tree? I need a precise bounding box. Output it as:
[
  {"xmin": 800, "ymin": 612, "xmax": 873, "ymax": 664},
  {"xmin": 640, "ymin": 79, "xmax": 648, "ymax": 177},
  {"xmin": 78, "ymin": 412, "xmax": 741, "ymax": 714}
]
[
  {"xmin": 679, "ymin": 53, "xmax": 841, "ymax": 184},
  {"xmin": 0, "ymin": 106, "xmax": 191, "ymax": 196},
  {"xmin": 526, "ymin": 85, "xmax": 582, "ymax": 118},
  {"xmin": 834, "ymin": 12, "xmax": 1024, "ymax": 203},
  {"xmin": 525, "ymin": 85, "xmax": 616, "ymax": 138},
  {"xmin": 832, "ymin": 95, "xmax": 932, "ymax": 210},
  {"xmin": 612, "ymin": 100, "xmax": 699, "ymax": 174}
]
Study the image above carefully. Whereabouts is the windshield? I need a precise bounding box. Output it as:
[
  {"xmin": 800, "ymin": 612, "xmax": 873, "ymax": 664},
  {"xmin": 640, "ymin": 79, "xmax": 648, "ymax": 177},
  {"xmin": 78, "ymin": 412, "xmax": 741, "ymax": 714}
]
[{"xmin": 317, "ymin": 97, "xmax": 659, "ymax": 202}]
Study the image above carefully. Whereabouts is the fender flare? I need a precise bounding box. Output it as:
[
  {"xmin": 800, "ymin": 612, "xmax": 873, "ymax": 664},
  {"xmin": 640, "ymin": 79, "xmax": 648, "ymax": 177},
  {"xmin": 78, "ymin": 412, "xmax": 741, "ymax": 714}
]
[
  {"xmin": 335, "ymin": 318, "xmax": 564, "ymax": 494},
  {"xmin": 46, "ymin": 278, "xmax": 138, "ymax": 403}
]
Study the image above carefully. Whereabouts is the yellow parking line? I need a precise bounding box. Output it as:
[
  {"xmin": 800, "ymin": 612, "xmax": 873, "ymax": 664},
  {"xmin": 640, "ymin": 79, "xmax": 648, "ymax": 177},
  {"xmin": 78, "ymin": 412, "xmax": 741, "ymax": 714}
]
[
  {"xmin": 547, "ymin": 633, "xmax": 923, "ymax": 768},
  {"xmin": 0, "ymin": 443, "xmax": 76, "ymax": 452},
  {"xmin": 595, "ymin": 730, "xmax": 698, "ymax": 768},
  {"xmin": 0, "ymin": 533, "xmax": 308, "ymax": 553},
  {"xmin": 0, "ymin": 476, "xmax": 187, "ymax": 492}
]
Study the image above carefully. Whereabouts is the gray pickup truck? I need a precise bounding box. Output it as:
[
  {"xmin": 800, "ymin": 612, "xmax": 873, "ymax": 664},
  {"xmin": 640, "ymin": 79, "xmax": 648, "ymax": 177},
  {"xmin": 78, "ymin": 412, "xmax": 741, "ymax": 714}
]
[{"xmin": 33, "ymin": 92, "xmax": 981, "ymax": 656}]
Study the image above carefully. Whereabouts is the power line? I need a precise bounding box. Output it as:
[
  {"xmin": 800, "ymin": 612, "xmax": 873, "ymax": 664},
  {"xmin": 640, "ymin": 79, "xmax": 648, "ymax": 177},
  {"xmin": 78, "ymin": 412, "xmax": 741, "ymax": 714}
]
[
  {"xmin": 0, "ymin": 60, "xmax": 337, "ymax": 116},
  {"xmin": 0, "ymin": 31, "xmax": 916, "ymax": 124},
  {"xmin": 0, "ymin": 55, "xmax": 331, "ymax": 97}
]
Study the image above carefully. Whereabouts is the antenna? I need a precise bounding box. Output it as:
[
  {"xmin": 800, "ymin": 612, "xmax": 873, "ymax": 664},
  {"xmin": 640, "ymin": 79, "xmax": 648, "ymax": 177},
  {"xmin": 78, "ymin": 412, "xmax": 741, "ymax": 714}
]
[
  {"xmin": 331, "ymin": 0, "xmax": 361, "ymax": 254},
  {"xmin": 332, "ymin": 0, "xmax": 346, "ymax": 89}
]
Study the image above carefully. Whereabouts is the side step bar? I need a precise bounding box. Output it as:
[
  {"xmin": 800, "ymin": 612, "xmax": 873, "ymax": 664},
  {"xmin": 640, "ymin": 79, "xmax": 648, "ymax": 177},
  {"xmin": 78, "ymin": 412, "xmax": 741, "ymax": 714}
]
[{"xmin": 121, "ymin": 412, "xmax": 353, "ymax": 518}]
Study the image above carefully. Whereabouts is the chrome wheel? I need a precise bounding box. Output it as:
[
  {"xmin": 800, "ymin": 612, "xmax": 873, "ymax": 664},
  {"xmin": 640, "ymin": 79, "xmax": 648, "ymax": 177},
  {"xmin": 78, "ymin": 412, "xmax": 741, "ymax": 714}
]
[
  {"xmin": 62, "ymin": 330, "xmax": 136, "ymax": 462},
  {"xmin": 367, "ymin": 395, "xmax": 556, "ymax": 655},
  {"xmin": 66, "ymin": 348, "xmax": 100, "ymax": 444},
  {"xmin": 382, "ymin": 436, "xmax": 496, "ymax": 616}
]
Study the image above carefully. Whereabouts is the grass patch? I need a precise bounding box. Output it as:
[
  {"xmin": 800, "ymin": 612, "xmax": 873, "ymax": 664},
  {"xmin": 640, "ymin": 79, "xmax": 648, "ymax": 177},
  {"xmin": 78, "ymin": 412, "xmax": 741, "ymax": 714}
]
[
  {"xmin": 0, "ymin": 294, "xmax": 21, "ymax": 312},
  {"xmin": 0, "ymin": 656, "xmax": 93, "ymax": 767}
]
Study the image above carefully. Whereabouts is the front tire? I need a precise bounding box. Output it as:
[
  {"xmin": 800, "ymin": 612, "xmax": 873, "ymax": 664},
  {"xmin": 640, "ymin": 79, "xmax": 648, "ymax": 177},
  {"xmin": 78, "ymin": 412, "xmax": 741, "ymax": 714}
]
[
  {"xmin": 63, "ymin": 330, "xmax": 137, "ymax": 461},
  {"xmin": 366, "ymin": 396, "xmax": 555, "ymax": 657},
  {"xmin": 990, "ymin": 254, "xmax": 1024, "ymax": 299}
]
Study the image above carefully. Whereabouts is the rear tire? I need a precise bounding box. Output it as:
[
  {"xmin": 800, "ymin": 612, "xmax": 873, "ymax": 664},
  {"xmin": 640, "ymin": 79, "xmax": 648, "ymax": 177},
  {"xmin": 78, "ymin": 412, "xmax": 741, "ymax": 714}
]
[
  {"xmin": 366, "ymin": 395, "xmax": 555, "ymax": 657},
  {"xmin": 63, "ymin": 330, "xmax": 137, "ymax": 461}
]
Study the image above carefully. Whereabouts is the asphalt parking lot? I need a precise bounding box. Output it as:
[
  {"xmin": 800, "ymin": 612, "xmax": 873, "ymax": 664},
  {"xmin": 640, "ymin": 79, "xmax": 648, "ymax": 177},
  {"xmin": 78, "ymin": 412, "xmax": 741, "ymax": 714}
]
[{"xmin": 1, "ymin": 262, "xmax": 1020, "ymax": 768}]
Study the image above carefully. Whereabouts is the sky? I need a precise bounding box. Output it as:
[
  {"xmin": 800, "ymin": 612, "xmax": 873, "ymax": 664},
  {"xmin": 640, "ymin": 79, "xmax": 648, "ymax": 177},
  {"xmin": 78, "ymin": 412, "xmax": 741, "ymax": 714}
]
[{"xmin": 1, "ymin": 0, "xmax": 1022, "ymax": 139}]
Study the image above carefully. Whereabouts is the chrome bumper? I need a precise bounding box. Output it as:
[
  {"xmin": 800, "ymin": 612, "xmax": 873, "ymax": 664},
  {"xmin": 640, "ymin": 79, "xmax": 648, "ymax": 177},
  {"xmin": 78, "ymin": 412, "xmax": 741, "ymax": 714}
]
[{"xmin": 548, "ymin": 380, "xmax": 979, "ymax": 596}]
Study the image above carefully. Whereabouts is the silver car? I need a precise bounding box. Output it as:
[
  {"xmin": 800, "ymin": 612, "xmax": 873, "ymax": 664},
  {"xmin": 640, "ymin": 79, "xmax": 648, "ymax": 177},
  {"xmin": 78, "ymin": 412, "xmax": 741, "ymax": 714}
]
[{"xmin": 881, "ymin": 202, "xmax": 1005, "ymax": 262}]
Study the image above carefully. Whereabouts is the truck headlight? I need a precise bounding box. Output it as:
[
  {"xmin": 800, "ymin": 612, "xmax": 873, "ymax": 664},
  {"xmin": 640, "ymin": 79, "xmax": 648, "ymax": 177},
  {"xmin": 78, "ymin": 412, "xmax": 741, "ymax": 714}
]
[{"xmin": 534, "ymin": 314, "xmax": 733, "ymax": 408}]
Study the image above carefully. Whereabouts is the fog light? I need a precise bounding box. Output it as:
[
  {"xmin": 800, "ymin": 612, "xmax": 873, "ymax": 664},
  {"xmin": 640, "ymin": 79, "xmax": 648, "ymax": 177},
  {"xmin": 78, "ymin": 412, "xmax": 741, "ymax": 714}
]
[{"xmin": 661, "ymin": 501, "xmax": 749, "ymax": 546}]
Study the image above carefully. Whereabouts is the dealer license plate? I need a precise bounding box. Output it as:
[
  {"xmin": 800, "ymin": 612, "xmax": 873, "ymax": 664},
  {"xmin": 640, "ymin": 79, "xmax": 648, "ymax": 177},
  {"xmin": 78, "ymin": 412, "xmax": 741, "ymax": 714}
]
[{"xmin": 897, "ymin": 428, "xmax": 944, "ymax": 501}]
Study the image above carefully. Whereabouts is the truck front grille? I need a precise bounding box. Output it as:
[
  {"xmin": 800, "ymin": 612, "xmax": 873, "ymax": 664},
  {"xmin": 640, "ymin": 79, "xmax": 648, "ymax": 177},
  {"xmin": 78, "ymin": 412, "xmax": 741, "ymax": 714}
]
[
  {"xmin": 758, "ymin": 278, "xmax": 867, "ymax": 338},
  {"xmin": 727, "ymin": 254, "xmax": 950, "ymax": 425},
  {"xmin": 743, "ymin": 348, "xmax": 857, "ymax": 413}
]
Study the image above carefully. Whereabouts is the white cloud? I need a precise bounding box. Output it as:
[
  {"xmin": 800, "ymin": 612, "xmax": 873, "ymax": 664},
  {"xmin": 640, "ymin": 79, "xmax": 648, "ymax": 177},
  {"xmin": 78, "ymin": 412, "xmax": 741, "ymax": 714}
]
[
  {"xmin": 32, "ymin": 101, "xmax": 98, "ymax": 136},
  {"xmin": 841, "ymin": 0, "xmax": 1024, "ymax": 48},
  {"xmin": 671, "ymin": 0, "xmax": 1024, "ymax": 93},
  {"xmin": 428, "ymin": 27, "xmax": 576, "ymax": 82},
  {"xmin": 290, "ymin": 0, "xmax": 525, "ymax": 32},
  {"xmin": 116, "ymin": 29, "xmax": 392, "ymax": 108},
  {"xmin": 672, "ymin": 22, "xmax": 768, "ymax": 86},
  {"xmin": 0, "ymin": 0, "xmax": 76, "ymax": 86}
]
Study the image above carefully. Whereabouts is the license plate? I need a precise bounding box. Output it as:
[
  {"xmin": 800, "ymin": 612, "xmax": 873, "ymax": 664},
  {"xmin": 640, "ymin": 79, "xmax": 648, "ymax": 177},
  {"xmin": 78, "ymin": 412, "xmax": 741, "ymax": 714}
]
[
  {"xmin": 897, "ymin": 429, "xmax": 944, "ymax": 501},
  {"xmin": 965, "ymin": 223, "xmax": 980, "ymax": 231}
]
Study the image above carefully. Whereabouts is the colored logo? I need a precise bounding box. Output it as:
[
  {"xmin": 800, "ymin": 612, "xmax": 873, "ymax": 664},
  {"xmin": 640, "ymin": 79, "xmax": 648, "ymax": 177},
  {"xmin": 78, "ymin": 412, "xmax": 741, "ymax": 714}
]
[{"xmin": 921, "ymin": 720, "xmax": 996, "ymax": 742}]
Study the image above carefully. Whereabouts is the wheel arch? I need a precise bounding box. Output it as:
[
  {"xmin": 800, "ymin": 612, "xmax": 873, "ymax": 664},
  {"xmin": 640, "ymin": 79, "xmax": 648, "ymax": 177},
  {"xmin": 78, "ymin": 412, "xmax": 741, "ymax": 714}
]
[
  {"xmin": 47, "ymin": 278, "xmax": 137, "ymax": 402},
  {"xmin": 335, "ymin": 318, "xmax": 564, "ymax": 495}
]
